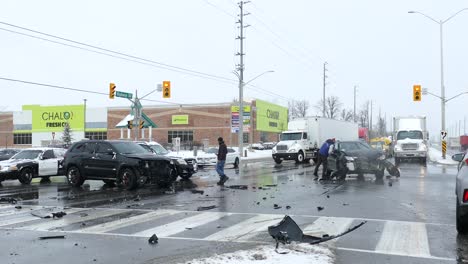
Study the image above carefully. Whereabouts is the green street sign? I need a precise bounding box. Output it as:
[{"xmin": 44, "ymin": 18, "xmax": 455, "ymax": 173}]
[{"xmin": 116, "ymin": 91, "xmax": 133, "ymax": 99}]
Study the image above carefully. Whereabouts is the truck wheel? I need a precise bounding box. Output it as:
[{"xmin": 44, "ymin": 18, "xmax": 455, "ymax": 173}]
[
  {"xmin": 18, "ymin": 168, "xmax": 33, "ymax": 184},
  {"xmin": 120, "ymin": 168, "xmax": 137, "ymax": 190},
  {"xmin": 296, "ymin": 151, "xmax": 304, "ymax": 163},
  {"xmin": 274, "ymin": 158, "xmax": 282, "ymax": 164},
  {"xmin": 67, "ymin": 166, "xmax": 85, "ymax": 187}
]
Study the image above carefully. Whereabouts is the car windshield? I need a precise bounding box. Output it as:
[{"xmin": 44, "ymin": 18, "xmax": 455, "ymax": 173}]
[
  {"xmin": 397, "ymin": 130, "xmax": 423, "ymax": 140},
  {"xmin": 205, "ymin": 148, "xmax": 218, "ymax": 154},
  {"xmin": 150, "ymin": 144, "xmax": 169, "ymax": 155},
  {"xmin": 112, "ymin": 142, "xmax": 148, "ymax": 154},
  {"xmin": 280, "ymin": 133, "xmax": 302, "ymax": 141},
  {"xmin": 11, "ymin": 150, "xmax": 42, "ymax": 160}
]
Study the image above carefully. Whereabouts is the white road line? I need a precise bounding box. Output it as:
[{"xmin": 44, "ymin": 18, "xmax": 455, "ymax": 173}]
[
  {"xmin": 375, "ymin": 221, "xmax": 431, "ymax": 258},
  {"xmin": 133, "ymin": 212, "xmax": 231, "ymax": 237},
  {"xmin": 303, "ymin": 217, "xmax": 354, "ymax": 237},
  {"xmin": 17, "ymin": 208, "xmax": 128, "ymax": 231},
  {"xmin": 0, "ymin": 208, "xmax": 86, "ymax": 227},
  {"xmin": 204, "ymin": 214, "xmax": 283, "ymax": 242},
  {"xmin": 337, "ymin": 247, "xmax": 454, "ymax": 262},
  {"xmin": 78, "ymin": 209, "xmax": 180, "ymax": 233}
]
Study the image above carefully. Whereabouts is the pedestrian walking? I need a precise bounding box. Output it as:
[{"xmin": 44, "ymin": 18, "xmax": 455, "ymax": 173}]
[
  {"xmin": 313, "ymin": 138, "xmax": 335, "ymax": 180},
  {"xmin": 216, "ymin": 137, "xmax": 229, "ymax": 185}
]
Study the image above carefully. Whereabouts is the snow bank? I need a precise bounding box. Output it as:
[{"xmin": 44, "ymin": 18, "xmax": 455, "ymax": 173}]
[
  {"xmin": 428, "ymin": 147, "xmax": 459, "ymax": 165},
  {"xmin": 184, "ymin": 243, "xmax": 333, "ymax": 264}
]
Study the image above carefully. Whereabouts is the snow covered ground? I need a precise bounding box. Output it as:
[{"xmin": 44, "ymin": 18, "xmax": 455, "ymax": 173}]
[
  {"xmin": 184, "ymin": 243, "xmax": 334, "ymax": 264},
  {"xmin": 428, "ymin": 147, "xmax": 459, "ymax": 165}
]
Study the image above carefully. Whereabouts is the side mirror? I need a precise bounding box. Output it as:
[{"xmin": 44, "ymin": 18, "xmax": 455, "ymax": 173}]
[{"xmin": 452, "ymin": 153, "xmax": 465, "ymax": 162}]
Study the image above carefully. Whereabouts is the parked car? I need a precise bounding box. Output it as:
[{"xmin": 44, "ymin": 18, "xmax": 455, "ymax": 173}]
[
  {"xmin": 0, "ymin": 147, "xmax": 66, "ymax": 184},
  {"xmin": 196, "ymin": 147, "xmax": 240, "ymax": 168},
  {"xmin": 251, "ymin": 143, "xmax": 265, "ymax": 150},
  {"xmin": 0, "ymin": 149, "xmax": 21, "ymax": 161},
  {"xmin": 137, "ymin": 141, "xmax": 197, "ymax": 180},
  {"xmin": 327, "ymin": 141, "xmax": 387, "ymax": 180},
  {"xmin": 62, "ymin": 140, "xmax": 177, "ymax": 190},
  {"xmin": 452, "ymin": 152, "xmax": 468, "ymax": 234}
]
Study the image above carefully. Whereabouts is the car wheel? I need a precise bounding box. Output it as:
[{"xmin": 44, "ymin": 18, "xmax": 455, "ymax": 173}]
[
  {"xmin": 120, "ymin": 168, "xmax": 137, "ymax": 190},
  {"xmin": 103, "ymin": 179, "xmax": 115, "ymax": 186},
  {"xmin": 67, "ymin": 166, "xmax": 85, "ymax": 187},
  {"xmin": 180, "ymin": 173, "xmax": 192, "ymax": 180},
  {"xmin": 233, "ymin": 158, "xmax": 239, "ymax": 168},
  {"xmin": 18, "ymin": 168, "xmax": 33, "ymax": 184},
  {"xmin": 457, "ymin": 198, "xmax": 468, "ymax": 234},
  {"xmin": 296, "ymin": 151, "xmax": 304, "ymax": 163},
  {"xmin": 274, "ymin": 158, "xmax": 282, "ymax": 164}
]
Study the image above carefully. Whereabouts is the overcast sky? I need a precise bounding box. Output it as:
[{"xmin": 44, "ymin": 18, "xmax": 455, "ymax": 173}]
[{"xmin": 1, "ymin": 0, "xmax": 467, "ymax": 138}]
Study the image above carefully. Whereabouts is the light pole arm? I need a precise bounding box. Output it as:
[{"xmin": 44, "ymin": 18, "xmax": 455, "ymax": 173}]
[
  {"xmin": 425, "ymin": 91, "xmax": 443, "ymax": 100},
  {"xmin": 244, "ymin": 70, "xmax": 274, "ymax": 86},
  {"xmin": 445, "ymin": 91, "xmax": 468, "ymax": 103},
  {"xmin": 443, "ymin": 8, "xmax": 468, "ymax": 23},
  {"xmin": 408, "ymin": 11, "xmax": 439, "ymax": 24}
]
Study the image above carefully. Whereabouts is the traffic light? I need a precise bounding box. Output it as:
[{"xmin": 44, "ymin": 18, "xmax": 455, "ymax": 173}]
[
  {"xmin": 162, "ymin": 81, "xmax": 171, "ymax": 98},
  {"xmin": 127, "ymin": 120, "xmax": 133, "ymax": 129},
  {"xmin": 109, "ymin": 83, "xmax": 116, "ymax": 99},
  {"xmin": 413, "ymin": 85, "xmax": 422, "ymax": 101},
  {"xmin": 139, "ymin": 120, "xmax": 144, "ymax": 129}
]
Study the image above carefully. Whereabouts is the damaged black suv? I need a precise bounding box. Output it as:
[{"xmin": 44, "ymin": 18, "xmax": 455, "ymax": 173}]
[{"xmin": 62, "ymin": 140, "xmax": 177, "ymax": 190}]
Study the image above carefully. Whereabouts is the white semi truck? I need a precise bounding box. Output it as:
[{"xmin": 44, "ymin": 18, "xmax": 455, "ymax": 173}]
[
  {"xmin": 272, "ymin": 117, "xmax": 358, "ymax": 164},
  {"xmin": 392, "ymin": 116, "xmax": 428, "ymax": 165}
]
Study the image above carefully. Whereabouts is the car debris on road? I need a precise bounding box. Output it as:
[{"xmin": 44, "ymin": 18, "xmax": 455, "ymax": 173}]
[
  {"xmin": 148, "ymin": 234, "xmax": 158, "ymax": 244},
  {"xmin": 196, "ymin": 205, "xmax": 217, "ymax": 211},
  {"xmin": 39, "ymin": 235, "xmax": 65, "ymax": 240}
]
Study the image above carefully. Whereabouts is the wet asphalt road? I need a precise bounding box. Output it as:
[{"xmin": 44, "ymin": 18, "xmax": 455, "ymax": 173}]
[{"xmin": 0, "ymin": 158, "xmax": 466, "ymax": 264}]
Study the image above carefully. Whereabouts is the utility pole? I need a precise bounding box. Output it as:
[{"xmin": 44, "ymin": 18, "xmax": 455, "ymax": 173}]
[
  {"xmin": 353, "ymin": 85, "xmax": 357, "ymax": 122},
  {"xmin": 236, "ymin": 1, "xmax": 249, "ymax": 157},
  {"xmin": 322, "ymin": 62, "xmax": 328, "ymax": 117},
  {"xmin": 133, "ymin": 90, "xmax": 142, "ymax": 141}
]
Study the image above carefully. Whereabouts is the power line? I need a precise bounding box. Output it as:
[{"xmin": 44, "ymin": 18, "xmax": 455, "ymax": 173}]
[
  {"xmin": 202, "ymin": 0, "xmax": 236, "ymax": 18},
  {"xmin": 0, "ymin": 21, "xmax": 237, "ymax": 83}
]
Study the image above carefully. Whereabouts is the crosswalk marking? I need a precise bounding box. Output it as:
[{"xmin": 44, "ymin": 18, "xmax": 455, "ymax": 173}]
[
  {"xmin": 0, "ymin": 208, "xmax": 85, "ymax": 227},
  {"xmin": 17, "ymin": 208, "xmax": 128, "ymax": 231},
  {"xmin": 204, "ymin": 214, "xmax": 284, "ymax": 241},
  {"xmin": 375, "ymin": 221, "xmax": 431, "ymax": 258},
  {"xmin": 78, "ymin": 209, "xmax": 179, "ymax": 233},
  {"xmin": 303, "ymin": 217, "xmax": 354, "ymax": 237},
  {"xmin": 133, "ymin": 212, "xmax": 231, "ymax": 237}
]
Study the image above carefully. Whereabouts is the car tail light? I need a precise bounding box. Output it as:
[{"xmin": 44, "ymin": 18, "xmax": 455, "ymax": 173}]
[
  {"xmin": 465, "ymin": 159, "xmax": 468, "ymax": 166},
  {"xmin": 464, "ymin": 190, "xmax": 468, "ymax": 203}
]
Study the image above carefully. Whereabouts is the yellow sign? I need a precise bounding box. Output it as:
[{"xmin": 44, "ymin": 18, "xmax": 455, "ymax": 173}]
[
  {"xmin": 230, "ymin": 106, "xmax": 251, "ymax": 113},
  {"xmin": 172, "ymin": 115, "xmax": 189, "ymax": 125},
  {"xmin": 255, "ymin": 100, "xmax": 288, "ymax": 133},
  {"xmin": 22, "ymin": 105, "xmax": 85, "ymax": 132}
]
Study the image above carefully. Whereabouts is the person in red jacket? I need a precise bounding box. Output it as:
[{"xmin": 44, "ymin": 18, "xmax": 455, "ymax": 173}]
[{"xmin": 216, "ymin": 137, "xmax": 229, "ymax": 185}]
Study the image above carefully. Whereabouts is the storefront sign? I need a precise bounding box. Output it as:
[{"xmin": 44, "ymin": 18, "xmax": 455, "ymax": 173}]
[
  {"xmin": 172, "ymin": 115, "xmax": 189, "ymax": 125},
  {"xmin": 231, "ymin": 105, "xmax": 250, "ymax": 133},
  {"xmin": 23, "ymin": 105, "xmax": 85, "ymax": 132},
  {"xmin": 255, "ymin": 100, "xmax": 288, "ymax": 133}
]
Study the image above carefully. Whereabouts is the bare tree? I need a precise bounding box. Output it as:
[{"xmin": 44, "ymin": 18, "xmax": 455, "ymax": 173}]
[
  {"xmin": 315, "ymin": 96, "xmax": 342, "ymax": 119},
  {"xmin": 376, "ymin": 111, "xmax": 387, "ymax": 137},
  {"xmin": 340, "ymin": 109, "xmax": 354, "ymax": 122},
  {"xmin": 357, "ymin": 101, "xmax": 370, "ymax": 128},
  {"xmin": 289, "ymin": 100, "xmax": 309, "ymax": 119}
]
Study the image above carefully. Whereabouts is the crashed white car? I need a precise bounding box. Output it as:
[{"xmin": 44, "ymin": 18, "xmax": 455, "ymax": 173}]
[{"xmin": 196, "ymin": 147, "xmax": 239, "ymax": 168}]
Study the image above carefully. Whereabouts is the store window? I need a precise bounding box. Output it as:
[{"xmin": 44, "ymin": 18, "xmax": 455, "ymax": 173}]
[
  {"xmin": 168, "ymin": 130, "xmax": 193, "ymax": 143},
  {"xmin": 14, "ymin": 133, "xmax": 32, "ymax": 145},
  {"xmin": 85, "ymin": 131, "xmax": 107, "ymax": 140}
]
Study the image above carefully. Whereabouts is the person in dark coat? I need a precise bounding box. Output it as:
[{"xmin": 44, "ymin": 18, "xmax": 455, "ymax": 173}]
[
  {"xmin": 313, "ymin": 138, "xmax": 335, "ymax": 180},
  {"xmin": 216, "ymin": 137, "xmax": 229, "ymax": 185}
]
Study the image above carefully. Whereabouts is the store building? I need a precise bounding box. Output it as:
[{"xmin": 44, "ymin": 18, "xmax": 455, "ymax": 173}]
[{"xmin": 0, "ymin": 100, "xmax": 288, "ymax": 149}]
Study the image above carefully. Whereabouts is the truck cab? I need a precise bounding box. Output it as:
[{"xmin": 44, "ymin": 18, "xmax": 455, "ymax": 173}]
[
  {"xmin": 393, "ymin": 129, "xmax": 427, "ymax": 165},
  {"xmin": 272, "ymin": 130, "xmax": 313, "ymax": 164}
]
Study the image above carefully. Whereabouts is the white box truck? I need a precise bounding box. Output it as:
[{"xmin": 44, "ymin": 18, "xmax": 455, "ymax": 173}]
[
  {"xmin": 272, "ymin": 117, "xmax": 358, "ymax": 164},
  {"xmin": 392, "ymin": 116, "xmax": 428, "ymax": 165}
]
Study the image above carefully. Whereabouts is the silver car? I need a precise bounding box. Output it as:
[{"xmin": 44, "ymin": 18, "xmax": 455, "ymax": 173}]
[{"xmin": 452, "ymin": 152, "xmax": 468, "ymax": 234}]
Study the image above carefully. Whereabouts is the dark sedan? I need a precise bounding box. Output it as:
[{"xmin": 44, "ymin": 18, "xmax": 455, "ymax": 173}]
[{"xmin": 0, "ymin": 149, "xmax": 20, "ymax": 161}]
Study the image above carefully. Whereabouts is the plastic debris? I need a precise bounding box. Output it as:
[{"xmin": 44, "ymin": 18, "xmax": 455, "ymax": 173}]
[
  {"xmin": 196, "ymin": 205, "xmax": 217, "ymax": 211},
  {"xmin": 39, "ymin": 235, "xmax": 65, "ymax": 240},
  {"xmin": 317, "ymin": 206, "xmax": 324, "ymax": 211},
  {"xmin": 227, "ymin": 185, "xmax": 248, "ymax": 190},
  {"xmin": 191, "ymin": 190, "xmax": 204, "ymax": 195},
  {"xmin": 148, "ymin": 234, "xmax": 158, "ymax": 244}
]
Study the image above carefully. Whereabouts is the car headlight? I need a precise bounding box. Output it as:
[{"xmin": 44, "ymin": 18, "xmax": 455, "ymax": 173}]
[
  {"xmin": 418, "ymin": 144, "xmax": 427, "ymax": 151},
  {"xmin": 1, "ymin": 165, "xmax": 17, "ymax": 172},
  {"xmin": 394, "ymin": 145, "xmax": 402, "ymax": 151},
  {"xmin": 378, "ymin": 154, "xmax": 386, "ymax": 160},
  {"xmin": 177, "ymin": 159, "xmax": 187, "ymax": 165},
  {"xmin": 288, "ymin": 148, "xmax": 297, "ymax": 153},
  {"xmin": 345, "ymin": 156, "xmax": 355, "ymax": 161}
]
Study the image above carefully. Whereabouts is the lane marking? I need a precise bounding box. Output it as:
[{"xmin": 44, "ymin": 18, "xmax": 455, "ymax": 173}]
[
  {"xmin": 0, "ymin": 208, "xmax": 86, "ymax": 227},
  {"xmin": 303, "ymin": 216, "xmax": 354, "ymax": 237},
  {"xmin": 375, "ymin": 221, "xmax": 431, "ymax": 258},
  {"xmin": 337, "ymin": 247, "xmax": 454, "ymax": 262},
  {"xmin": 17, "ymin": 208, "xmax": 128, "ymax": 231},
  {"xmin": 204, "ymin": 214, "xmax": 283, "ymax": 241},
  {"xmin": 133, "ymin": 212, "xmax": 231, "ymax": 237},
  {"xmin": 77, "ymin": 209, "xmax": 180, "ymax": 233}
]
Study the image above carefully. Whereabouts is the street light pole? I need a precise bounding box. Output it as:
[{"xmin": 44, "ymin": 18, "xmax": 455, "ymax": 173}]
[{"xmin": 409, "ymin": 8, "xmax": 468, "ymax": 158}]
